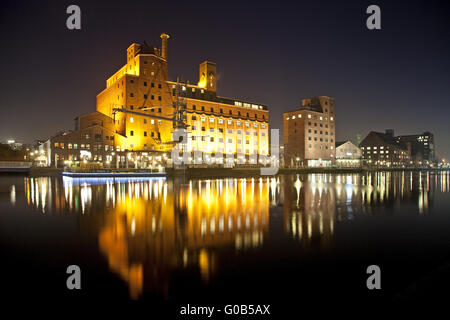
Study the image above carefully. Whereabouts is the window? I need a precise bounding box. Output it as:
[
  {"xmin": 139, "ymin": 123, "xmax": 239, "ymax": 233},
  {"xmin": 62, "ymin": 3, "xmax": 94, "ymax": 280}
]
[
  {"xmin": 144, "ymin": 119, "xmax": 147, "ymax": 124},
  {"xmin": 228, "ymin": 120, "xmax": 232, "ymax": 125},
  {"xmin": 158, "ymin": 84, "xmax": 162, "ymax": 89},
  {"xmin": 237, "ymin": 121, "xmax": 241, "ymax": 126},
  {"xmin": 228, "ymin": 139, "xmax": 232, "ymax": 143},
  {"xmin": 130, "ymin": 117, "xmax": 134, "ymax": 123},
  {"xmin": 158, "ymin": 96, "xmax": 161, "ymax": 101},
  {"xmin": 219, "ymin": 119, "xmax": 223, "ymax": 124},
  {"xmin": 144, "ymin": 81, "xmax": 147, "ymax": 86},
  {"xmin": 201, "ymin": 117, "xmax": 205, "ymax": 122},
  {"xmin": 308, "ymin": 114, "xmax": 312, "ymax": 119},
  {"xmin": 210, "ymin": 128, "xmax": 214, "ymax": 132},
  {"xmin": 210, "ymin": 118, "xmax": 214, "ymax": 123},
  {"xmin": 228, "ymin": 129, "xmax": 232, "ymax": 133},
  {"xmin": 130, "ymin": 93, "xmax": 134, "ymax": 97},
  {"xmin": 210, "ymin": 107, "xmax": 214, "ymax": 112},
  {"xmin": 130, "ymin": 131, "xmax": 134, "ymax": 136},
  {"xmin": 144, "ymin": 131, "xmax": 147, "ymax": 136},
  {"xmin": 151, "ymin": 95, "xmax": 154, "ymax": 100}
]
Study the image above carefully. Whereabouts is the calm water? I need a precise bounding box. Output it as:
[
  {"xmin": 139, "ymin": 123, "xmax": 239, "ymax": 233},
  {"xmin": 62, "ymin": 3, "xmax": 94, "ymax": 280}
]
[{"xmin": 1, "ymin": 171, "xmax": 450, "ymax": 308}]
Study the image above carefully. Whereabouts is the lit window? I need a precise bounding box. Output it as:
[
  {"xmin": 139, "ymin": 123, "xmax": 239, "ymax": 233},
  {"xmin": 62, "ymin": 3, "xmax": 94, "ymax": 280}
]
[
  {"xmin": 201, "ymin": 117, "xmax": 205, "ymax": 122},
  {"xmin": 219, "ymin": 119, "xmax": 223, "ymax": 124},
  {"xmin": 254, "ymin": 123, "xmax": 258, "ymax": 127},
  {"xmin": 320, "ymin": 116, "xmax": 323, "ymax": 120},
  {"xmin": 308, "ymin": 114, "xmax": 312, "ymax": 119},
  {"xmin": 130, "ymin": 117, "xmax": 134, "ymax": 123},
  {"xmin": 261, "ymin": 124, "xmax": 266, "ymax": 128},
  {"xmin": 292, "ymin": 115, "xmax": 296, "ymax": 119},
  {"xmin": 286, "ymin": 117, "xmax": 290, "ymax": 120},
  {"xmin": 245, "ymin": 122, "xmax": 249, "ymax": 127},
  {"xmin": 237, "ymin": 121, "xmax": 241, "ymax": 126},
  {"xmin": 151, "ymin": 119, "xmax": 155, "ymax": 124},
  {"xmin": 330, "ymin": 117, "xmax": 334, "ymax": 121},
  {"xmin": 228, "ymin": 120, "xmax": 232, "ymax": 125},
  {"xmin": 210, "ymin": 118, "xmax": 214, "ymax": 123}
]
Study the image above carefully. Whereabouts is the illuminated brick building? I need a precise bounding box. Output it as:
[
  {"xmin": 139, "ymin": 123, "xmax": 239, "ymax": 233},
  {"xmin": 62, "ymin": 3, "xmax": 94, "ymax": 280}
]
[
  {"xmin": 45, "ymin": 34, "xmax": 269, "ymax": 167},
  {"xmin": 360, "ymin": 130, "xmax": 411, "ymax": 167},
  {"xmin": 283, "ymin": 96, "xmax": 336, "ymax": 167}
]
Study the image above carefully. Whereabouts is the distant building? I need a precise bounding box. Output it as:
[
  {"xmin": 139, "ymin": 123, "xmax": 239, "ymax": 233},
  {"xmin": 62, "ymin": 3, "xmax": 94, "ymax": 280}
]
[
  {"xmin": 335, "ymin": 141, "xmax": 362, "ymax": 167},
  {"xmin": 283, "ymin": 96, "xmax": 336, "ymax": 167},
  {"xmin": 4, "ymin": 140, "xmax": 23, "ymax": 151},
  {"xmin": 360, "ymin": 130, "xmax": 410, "ymax": 167},
  {"xmin": 395, "ymin": 132, "xmax": 435, "ymax": 164}
]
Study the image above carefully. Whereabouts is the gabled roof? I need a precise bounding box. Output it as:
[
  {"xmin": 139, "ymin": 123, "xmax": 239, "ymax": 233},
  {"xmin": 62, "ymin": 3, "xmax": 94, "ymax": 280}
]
[
  {"xmin": 360, "ymin": 131, "xmax": 407, "ymax": 150},
  {"xmin": 335, "ymin": 141, "xmax": 348, "ymax": 148}
]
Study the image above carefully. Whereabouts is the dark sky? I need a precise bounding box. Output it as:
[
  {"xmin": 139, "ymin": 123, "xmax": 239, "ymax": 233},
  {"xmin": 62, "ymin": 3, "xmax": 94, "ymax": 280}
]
[{"xmin": 1, "ymin": 0, "xmax": 449, "ymax": 159}]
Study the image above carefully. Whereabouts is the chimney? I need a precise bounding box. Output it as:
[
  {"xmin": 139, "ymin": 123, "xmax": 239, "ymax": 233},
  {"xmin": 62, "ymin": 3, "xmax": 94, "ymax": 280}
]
[{"xmin": 160, "ymin": 33, "xmax": 170, "ymax": 61}]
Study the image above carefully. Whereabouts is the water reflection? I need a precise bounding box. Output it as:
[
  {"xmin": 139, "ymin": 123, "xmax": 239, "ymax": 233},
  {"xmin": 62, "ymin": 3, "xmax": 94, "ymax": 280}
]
[{"xmin": 18, "ymin": 170, "xmax": 450, "ymax": 298}]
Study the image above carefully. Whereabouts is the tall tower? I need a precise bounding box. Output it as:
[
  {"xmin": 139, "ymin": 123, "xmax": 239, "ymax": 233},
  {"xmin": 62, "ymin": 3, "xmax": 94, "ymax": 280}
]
[
  {"xmin": 198, "ymin": 61, "xmax": 217, "ymax": 92},
  {"xmin": 160, "ymin": 33, "xmax": 170, "ymax": 61}
]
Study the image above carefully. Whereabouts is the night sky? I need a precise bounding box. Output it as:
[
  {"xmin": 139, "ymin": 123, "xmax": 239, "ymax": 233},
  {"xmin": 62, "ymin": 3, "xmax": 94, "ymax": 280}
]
[{"xmin": 1, "ymin": 0, "xmax": 449, "ymax": 159}]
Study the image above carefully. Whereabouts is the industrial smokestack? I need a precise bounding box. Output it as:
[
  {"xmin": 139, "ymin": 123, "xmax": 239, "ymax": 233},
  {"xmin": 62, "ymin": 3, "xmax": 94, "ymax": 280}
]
[{"xmin": 160, "ymin": 33, "xmax": 170, "ymax": 61}]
